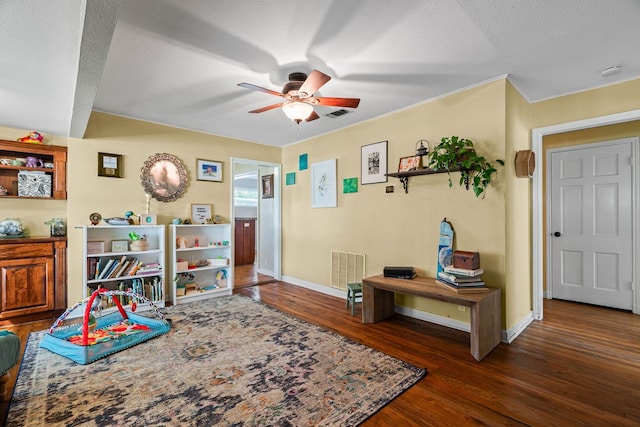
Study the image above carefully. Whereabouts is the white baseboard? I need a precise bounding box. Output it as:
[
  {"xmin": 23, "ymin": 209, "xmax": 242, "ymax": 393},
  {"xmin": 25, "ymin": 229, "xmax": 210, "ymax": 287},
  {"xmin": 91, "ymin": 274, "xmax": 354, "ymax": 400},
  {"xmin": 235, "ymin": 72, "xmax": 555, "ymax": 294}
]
[
  {"xmin": 257, "ymin": 267, "xmax": 275, "ymax": 277},
  {"xmin": 395, "ymin": 305, "xmax": 470, "ymax": 333},
  {"xmin": 283, "ymin": 276, "xmax": 540, "ymax": 343},
  {"xmin": 503, "ymin": 311, "xmax": 534, "ymax": 343},
  {"xmin": 282, "ymin": 276, "xmax": 347, "ymax": 299}
]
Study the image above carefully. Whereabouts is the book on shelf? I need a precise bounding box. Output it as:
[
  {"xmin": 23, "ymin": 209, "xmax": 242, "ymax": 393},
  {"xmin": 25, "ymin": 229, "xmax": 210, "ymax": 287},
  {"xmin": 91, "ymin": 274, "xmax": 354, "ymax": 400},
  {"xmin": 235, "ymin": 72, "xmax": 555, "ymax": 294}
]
[
  {"xmin": 437, "ymin": 271, "xmax": 483, "ymax": 284},
  {"xmin": 97, "ymin": 259, "xmax": 115, "ymax": 280},
  {"xmin": 126, "ymin": 259, "xmax": 143, "ymax": 276},
  {"xmin": 435, "ymin": 279, "xmax": 491, "ymax": 293},
  {"xmin": 108, "ymin": 255, "xmax": 128, "ymax": 279},
  {"xmin": 443, "ymin": 265, "xmax": 484, "ymax": 277}
]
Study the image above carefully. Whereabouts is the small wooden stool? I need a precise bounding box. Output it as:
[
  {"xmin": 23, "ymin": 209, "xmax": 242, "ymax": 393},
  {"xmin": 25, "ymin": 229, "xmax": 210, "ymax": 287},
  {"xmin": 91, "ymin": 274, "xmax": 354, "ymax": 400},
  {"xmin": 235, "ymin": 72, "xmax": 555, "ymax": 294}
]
[{"xmin": 346, "ymin": 282, "xmax": 363, "ymax": 316}]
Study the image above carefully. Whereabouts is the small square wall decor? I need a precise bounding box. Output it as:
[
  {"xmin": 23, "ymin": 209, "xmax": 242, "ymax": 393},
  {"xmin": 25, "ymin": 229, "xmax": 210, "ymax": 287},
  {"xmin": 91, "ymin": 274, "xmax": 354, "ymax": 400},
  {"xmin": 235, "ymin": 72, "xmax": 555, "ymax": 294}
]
[
  {"xmin": 299, "ymin": 153, "xmax": 308, "ymax": 171},
  {"xmin": 286, "ymin": 172, "xmax": 296, "ymax": 185},
  {"xmin": 343, "ymin": 177, "xmax": 358, "ymax": 193}
]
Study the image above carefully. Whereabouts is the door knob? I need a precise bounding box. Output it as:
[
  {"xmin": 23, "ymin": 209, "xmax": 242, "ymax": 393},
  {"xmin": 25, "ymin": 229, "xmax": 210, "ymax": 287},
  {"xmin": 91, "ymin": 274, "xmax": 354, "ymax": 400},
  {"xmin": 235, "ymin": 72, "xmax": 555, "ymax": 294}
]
[{"xmin": 553, "ymin": 231, "xmax": 561, "ymax": 237}]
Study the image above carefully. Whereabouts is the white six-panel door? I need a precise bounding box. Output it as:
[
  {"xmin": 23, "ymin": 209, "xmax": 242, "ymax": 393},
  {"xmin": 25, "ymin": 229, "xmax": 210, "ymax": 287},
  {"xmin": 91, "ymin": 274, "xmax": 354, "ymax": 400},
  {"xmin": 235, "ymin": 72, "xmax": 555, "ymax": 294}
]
[{"xmin": 549, "ymin": 138, "xmax": 634, "ymax": 310}]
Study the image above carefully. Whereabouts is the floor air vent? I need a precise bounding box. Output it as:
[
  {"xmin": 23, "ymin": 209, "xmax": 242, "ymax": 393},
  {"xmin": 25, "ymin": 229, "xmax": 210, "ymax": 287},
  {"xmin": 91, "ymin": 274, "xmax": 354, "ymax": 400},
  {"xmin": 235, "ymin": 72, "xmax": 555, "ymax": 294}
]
[
  {"xmin": 330, "ymin": 251, "xmax": 365, "ymax": 290},
  {"xmin": 325, "ymin": 109, "xmax": 350, "ymax": 118}
]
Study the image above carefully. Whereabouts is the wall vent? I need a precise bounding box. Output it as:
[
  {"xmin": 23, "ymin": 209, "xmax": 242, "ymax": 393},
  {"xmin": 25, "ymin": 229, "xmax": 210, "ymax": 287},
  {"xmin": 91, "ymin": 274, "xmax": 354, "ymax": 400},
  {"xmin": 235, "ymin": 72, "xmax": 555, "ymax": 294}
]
[
  {"xmin": 330, "ymin": 251, "xmax": 365, "ymax": 290},
  {"xmin": 325, "ymin": 109, "xmax": 350, "ymax": 118}
]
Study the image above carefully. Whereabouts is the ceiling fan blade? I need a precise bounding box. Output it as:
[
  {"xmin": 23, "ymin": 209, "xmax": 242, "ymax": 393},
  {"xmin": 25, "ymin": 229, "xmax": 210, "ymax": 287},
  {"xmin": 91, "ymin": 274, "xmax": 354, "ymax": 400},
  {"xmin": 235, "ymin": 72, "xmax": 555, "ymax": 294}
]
[
  {"xmin": 315, "ymin": 97, "xmax": 360, "ymax": 108},
  {"xmin": 305, "ymin": 110, "xmax": 320, "ymax": 122},
  {"xmin": 249, "ymin": 103, "xmax": 283, "ymax": 113},
  {"xmin": 298, "ymin": 70, "xmax": 331, "ymax": 97},
  {"xmin": 238, "ymin": 82, "xmax": 283, "ymax": 98}
]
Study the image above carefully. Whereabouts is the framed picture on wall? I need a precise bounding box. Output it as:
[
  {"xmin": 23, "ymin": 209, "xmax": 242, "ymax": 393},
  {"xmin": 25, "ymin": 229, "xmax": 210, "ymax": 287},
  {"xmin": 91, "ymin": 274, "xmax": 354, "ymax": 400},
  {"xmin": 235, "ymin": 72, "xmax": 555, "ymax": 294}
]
[
  {"xmin": 311, "ymin": 159, "xmax": 337, "ymax": 208},
  {"xmin": 361, "ymin": 140, "xmax": 388, "ymax": 184},
  {"xmin": 262, "ymin": 174, "xmax": 274, "ymax": 198},
  {"xmin": 196, "ymin": 159, "xmax": 223, "ymax": 182},
  {"xmin": 98, "ymin": 153, "xmax": 123, "ymax": 178}
]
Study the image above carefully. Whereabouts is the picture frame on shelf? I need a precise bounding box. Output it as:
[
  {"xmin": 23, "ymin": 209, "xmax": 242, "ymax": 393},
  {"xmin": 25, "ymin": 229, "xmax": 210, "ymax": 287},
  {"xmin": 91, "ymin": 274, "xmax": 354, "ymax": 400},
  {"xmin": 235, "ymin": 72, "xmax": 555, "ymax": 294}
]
[
  {"xmin": 361, "ymin": 140, "xmax": 388, "ymax": 184},
  {"xmin": 398, "ymin": 156, "xmax": 419, "ymax": 172},
  {"xmin": 142, "ymin": 214, "xmax": 157, "ymax": 225},
  {"xmin": 98, "ymin": 152, "xmax": 123, "ymax": 178},
  {"xmin": 111, "ymin": 240, "xmax": 129, "ymax": 252},
  {"xmin": 191, "ymin": 203, "xmax": 213, "ymax": 224},
  {"xmin": 262, "ymin": 174, "xmax": 274, "ymax": 199},
  {"xmin": 196, "ymin": 159, "xmax": 223, "ymax": 182},
  {"xmin": 87, "ymin": 241, "xmax": 105, "ymax": 254}
]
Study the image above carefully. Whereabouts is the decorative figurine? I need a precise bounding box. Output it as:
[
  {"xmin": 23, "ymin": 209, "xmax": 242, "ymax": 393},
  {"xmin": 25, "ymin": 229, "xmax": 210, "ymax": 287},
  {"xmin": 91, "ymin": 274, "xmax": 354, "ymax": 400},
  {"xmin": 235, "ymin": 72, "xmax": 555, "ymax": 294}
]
[
  {"xmin": 17, "ymin": 131, "xmax": 44, "ymax": 144},
  {"xmin": 89, "ymin": 213, "xmax": 102, "ymax": 225}
]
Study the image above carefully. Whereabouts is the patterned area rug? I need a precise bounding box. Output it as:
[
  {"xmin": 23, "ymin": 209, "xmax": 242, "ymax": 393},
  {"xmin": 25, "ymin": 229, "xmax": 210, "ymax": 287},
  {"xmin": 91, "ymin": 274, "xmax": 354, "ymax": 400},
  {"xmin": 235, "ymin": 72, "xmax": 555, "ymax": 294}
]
[{"xmin": 7, "ymin": 295, "xmax": 425, "ymax": 426}]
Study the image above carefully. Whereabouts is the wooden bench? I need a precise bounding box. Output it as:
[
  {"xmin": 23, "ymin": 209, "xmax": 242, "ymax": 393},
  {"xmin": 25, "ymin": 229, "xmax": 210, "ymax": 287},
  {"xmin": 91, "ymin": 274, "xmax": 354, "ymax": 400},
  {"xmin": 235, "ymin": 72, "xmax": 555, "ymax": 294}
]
[{"xmin": 362, "ymin": 275, "xmax": 502, "ymax": 361}]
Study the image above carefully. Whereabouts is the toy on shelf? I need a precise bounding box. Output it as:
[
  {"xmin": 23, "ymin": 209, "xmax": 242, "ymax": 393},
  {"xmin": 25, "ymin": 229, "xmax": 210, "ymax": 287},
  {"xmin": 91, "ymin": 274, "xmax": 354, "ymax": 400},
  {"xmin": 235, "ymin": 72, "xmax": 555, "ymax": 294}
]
[
  {"xmin": 17, "ymin": 131, "xmax": 44, "ymax": 144},
  {"xmin": 39, "ymin": 288, "xmax": 170, "ymax": 365}
]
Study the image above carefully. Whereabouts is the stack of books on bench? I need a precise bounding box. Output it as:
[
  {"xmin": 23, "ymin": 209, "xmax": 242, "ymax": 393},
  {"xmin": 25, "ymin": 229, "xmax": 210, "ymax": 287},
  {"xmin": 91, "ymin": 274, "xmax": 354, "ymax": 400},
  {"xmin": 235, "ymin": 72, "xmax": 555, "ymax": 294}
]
[{"xmin": 436, "ymin": 266, "xmax": 490, "ymax": 293}]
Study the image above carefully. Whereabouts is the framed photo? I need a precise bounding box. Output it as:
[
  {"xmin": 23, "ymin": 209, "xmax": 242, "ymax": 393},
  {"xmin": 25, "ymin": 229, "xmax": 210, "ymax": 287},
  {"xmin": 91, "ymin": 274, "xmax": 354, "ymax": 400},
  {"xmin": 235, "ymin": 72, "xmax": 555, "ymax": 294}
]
[
  {"xmin": 111, "ymin": 240, "xmax": 129, "ymax": 252},
  {"xmin": 262, "ymin": 174, "xmax": 274, "ymax": 199},
  {"xmin": 191, "ymin": 203, "xmax": 213, "ymax": 224},
  {"xmin": 311, "ymin": 159, "xmax": 337, "ymax": 208},
  {"xmin": 87, "ymin": 241, "xmax": 105, "ymax": 255},
  {"xmin": 361, "ymin": 141, "xmax": 388, "ymax": 184},
  {"xmin": 98, "ymin": 152, "xmax": 123, "ymax": 178},
  {"xmin": 398, "ymin": 156, "xmax": 420, "ymax": 172},
  {"xmin": 196, "ymin": 159, "xmax": 223, "ymax": 182}
]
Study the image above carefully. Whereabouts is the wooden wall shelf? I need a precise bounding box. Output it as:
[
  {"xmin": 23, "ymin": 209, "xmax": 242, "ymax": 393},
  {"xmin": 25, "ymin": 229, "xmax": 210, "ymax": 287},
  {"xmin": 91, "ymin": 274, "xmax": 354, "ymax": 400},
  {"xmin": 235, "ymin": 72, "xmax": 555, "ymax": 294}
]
[
  {"xmin": 0, "ymin": 140, "xmax": 67, "ymax": 199},
  {"xmin": 386, "ymin": 167, "xmax": 461, "ymax": 193}
]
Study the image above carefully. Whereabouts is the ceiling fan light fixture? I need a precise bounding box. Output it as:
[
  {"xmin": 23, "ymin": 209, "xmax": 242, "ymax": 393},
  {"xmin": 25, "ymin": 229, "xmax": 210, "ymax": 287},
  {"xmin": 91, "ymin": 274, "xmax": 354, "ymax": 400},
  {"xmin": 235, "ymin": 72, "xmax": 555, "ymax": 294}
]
[{"xmin": 282, "ymin": 101, "xmax": 314, "ymax": 124}]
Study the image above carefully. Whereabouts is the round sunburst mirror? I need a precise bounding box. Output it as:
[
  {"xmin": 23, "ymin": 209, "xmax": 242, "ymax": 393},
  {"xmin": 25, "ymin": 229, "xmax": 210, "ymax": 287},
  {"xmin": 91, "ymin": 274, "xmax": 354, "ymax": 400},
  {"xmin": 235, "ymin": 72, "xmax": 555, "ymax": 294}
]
[{"xmin": 140, "ymin": 153, "xmax": 188, "ymax": 202}]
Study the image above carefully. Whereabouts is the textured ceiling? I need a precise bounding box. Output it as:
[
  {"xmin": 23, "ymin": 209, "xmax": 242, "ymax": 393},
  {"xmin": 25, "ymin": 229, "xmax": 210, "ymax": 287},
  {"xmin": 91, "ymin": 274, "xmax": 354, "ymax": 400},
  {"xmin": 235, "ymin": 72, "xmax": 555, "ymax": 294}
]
[{"xmin": 1, "ymin": 0, "xmax": 639, "ymax": 147}]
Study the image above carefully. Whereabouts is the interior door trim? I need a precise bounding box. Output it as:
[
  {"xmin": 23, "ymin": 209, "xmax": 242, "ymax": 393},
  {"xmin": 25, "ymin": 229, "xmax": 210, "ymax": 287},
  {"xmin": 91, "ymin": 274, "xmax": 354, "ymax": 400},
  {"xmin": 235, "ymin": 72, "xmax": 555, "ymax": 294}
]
[{"xmin": 532, "ymin": 108, "xmax": 640, "ymax": 320}]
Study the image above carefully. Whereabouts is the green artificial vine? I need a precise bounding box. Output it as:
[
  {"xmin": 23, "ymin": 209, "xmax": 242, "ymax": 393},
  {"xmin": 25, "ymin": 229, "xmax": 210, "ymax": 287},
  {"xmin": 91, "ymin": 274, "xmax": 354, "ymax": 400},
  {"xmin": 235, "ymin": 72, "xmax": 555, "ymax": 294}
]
[{"xmin": 427, "ymin": 136, "xmax": 504, "ymax": 198}]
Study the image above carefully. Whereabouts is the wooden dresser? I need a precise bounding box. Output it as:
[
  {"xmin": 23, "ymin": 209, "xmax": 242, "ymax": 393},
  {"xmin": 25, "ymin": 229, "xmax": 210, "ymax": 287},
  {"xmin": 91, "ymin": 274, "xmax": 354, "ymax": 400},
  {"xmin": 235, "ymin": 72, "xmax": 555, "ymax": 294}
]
[{"xmin": 0, "ymin": 236, "xmax": 67, "ymax": 325}]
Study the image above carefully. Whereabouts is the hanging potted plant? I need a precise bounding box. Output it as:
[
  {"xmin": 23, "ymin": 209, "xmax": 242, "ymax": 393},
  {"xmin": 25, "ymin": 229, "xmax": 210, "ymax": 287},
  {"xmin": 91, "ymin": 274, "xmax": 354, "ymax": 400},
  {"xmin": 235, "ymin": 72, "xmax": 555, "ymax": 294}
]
[{"xmin": 427, "ymin": 136, "xmax": 504, "ymax": 198}]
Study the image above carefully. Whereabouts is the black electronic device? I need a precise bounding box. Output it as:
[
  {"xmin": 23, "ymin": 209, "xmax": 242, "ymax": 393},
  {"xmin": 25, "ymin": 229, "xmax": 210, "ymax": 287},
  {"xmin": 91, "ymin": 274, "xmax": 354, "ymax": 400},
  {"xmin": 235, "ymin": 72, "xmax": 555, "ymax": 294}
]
[{"xmin": 383, "ymin": 266, "xmax": 416, "ymax": 279}]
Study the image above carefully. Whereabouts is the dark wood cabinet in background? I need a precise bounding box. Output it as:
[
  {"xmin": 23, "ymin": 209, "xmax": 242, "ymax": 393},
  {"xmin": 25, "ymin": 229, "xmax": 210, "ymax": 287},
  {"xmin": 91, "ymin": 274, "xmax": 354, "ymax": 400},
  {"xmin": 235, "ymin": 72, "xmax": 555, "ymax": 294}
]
[
  {"xmin": 0, "ymin": 237, "xmax": 67, "ymax": 324},
  {"xmin": 234, "ymin": 218, "xmax": 256, "ymax": 265}
]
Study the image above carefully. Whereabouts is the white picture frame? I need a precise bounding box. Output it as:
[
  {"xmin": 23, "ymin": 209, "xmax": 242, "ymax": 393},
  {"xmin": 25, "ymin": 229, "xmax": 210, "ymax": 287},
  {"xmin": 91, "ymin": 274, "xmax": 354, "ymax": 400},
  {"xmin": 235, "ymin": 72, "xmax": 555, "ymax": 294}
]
[
  {"xmin": 311, "ymin": 159, "xmax": 337, "ymax": 208},
  {"xmin": 361, "ymin": 140, "xmax": 388, "ymax": 184},
  {"xmin": 191, "ymin": 203, "xmax": 213, "ymax": 224}
]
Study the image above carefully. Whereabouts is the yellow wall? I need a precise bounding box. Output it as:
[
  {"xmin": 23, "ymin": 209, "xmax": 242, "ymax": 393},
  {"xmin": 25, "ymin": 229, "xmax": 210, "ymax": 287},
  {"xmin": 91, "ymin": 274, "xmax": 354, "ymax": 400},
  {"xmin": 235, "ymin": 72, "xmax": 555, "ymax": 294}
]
[
  {"xmin": 282, "ymin": 80, "xmax": 508, "ymax": 323},
  {"xmin": 531, "ymin": 78, "xmax": 640, "ymax": 128},
  {"xmin": 3, "ymin": 77, "xmax": 639, "ymax": 332},
  {"xmin": 64, "ymin": 113, "xmax": 280, "ymax": 303},
  {"xmin": 504, "ymin": 82, "xmax": 533, "ymax": 328}
]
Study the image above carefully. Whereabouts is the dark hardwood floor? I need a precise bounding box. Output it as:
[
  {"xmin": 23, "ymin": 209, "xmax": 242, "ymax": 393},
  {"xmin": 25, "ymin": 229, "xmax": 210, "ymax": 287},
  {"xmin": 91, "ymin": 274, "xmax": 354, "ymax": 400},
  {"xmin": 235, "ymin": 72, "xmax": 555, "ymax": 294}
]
[
  {"xmin": 233, "ymin": 263, "xmax": 275, "ymax": 288},
  {"xmin": 2, "ymin": 281, "xmax": 639, "ymax": 426}
]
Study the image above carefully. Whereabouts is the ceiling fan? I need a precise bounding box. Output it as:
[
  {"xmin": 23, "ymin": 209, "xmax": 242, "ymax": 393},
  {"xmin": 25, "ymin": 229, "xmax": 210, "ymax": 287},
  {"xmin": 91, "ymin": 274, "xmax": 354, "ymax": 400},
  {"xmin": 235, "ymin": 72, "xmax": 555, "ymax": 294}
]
[{"xmin": 238, "ymin": 70, "xmax": 360, "ymax": 124}]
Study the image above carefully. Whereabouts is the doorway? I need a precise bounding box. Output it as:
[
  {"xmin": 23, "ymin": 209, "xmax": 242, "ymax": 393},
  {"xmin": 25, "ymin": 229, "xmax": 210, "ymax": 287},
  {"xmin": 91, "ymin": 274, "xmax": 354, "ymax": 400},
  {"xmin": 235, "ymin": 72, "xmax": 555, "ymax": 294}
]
[
  {"xmin": 231, "ymin": 158, "xmax": 281, "ymax": 288},
  {"xmin": 548, "ymin": 139, "xmax": 635, "ymax": 310},
  {"xmin": 532, "ymin": 108, "xmax": 640, "ymax": 319}
]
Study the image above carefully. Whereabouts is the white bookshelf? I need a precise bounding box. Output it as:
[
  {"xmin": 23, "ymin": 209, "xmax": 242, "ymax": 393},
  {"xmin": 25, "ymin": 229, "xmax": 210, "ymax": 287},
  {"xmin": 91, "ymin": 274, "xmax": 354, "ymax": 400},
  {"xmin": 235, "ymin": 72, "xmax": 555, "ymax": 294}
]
[
  {"xmin": 79, "ymin": 225, "xmax": 166, "ymax": 314},
  {"xmin": 169, "ymin": 223, "xmax": 233, "ymax": 305}
]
